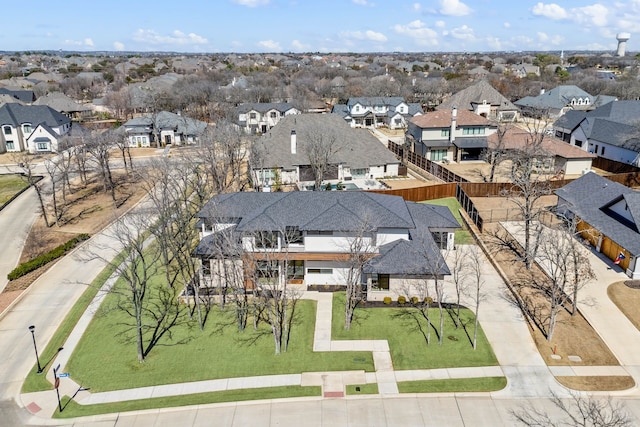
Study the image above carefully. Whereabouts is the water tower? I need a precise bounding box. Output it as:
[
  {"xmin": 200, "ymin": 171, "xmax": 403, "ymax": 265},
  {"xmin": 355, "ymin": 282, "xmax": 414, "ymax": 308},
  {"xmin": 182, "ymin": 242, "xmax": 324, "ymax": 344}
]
[{"xmin": 617, "ymin": 33, "xmax": 631, "ymax": 56}]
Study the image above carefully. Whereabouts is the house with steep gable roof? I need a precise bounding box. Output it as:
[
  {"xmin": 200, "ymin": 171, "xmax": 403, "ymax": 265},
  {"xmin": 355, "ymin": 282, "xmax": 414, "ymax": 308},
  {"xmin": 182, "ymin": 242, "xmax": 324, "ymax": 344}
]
[
  {"xmin": 0, "ymin": 103, "xmax": 71, "ymax": 153},
  {"xmin": 332, "ymin": 97, "xmax": 422, "ymax": 130},
  {"xmin": 237, "ymin": 102, "xmax": 301, "ymax": 134},
  {"xmin": 436, "ymin": 80, "xmax": 519, "ymax": 122},
  {"xmin": 193, "ymin": 191, "xmax": 459, "ymax": 301},
  {"xmin": 552, "ymin": 100, "xmax": 640, "ymax": 166},
  {"xmin": 555, "ymin": 172, "xmax": 640, "ymax": 279},
  {"xmin": 515, "ymin": 85, "xmax": 616, "ymax": 119}
]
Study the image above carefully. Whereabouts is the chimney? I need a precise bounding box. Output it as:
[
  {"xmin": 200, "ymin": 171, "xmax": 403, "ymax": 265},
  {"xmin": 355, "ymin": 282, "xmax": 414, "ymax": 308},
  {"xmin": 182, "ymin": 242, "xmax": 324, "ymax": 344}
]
[
  {"xmin": 449, "ymin": 107, "xmax": 457, "ymax": 145},
  {"xmin": 291, "ymin": 130, "xmax": 297, "ymax": 154},
  {"xmin": 540, "ymin": 87, "xmax": 545, "ymax": 95}
]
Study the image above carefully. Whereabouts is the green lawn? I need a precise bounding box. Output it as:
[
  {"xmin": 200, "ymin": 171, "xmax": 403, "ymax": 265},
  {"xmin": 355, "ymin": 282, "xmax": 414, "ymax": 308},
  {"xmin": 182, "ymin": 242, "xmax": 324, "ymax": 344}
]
[
  {"xmin": 398, "ymin": 376, "xmax": 507, "ymax": 393},
  {"xmin": 0, "ymin": 174, "xmax": 29, "ymax": 205},
  {"xmin": 332, "ymin": 293, "xmax": 498, "ymax": 370},
  {"xmin": 65, "ymin": 275, "xmax": 373, "ymax": 392},
  {"xmin": 54, "ymin": 386, "xmax": 321, "ymax": 419},
  {"xmin": 421, "ymin": 197, "xmax": 474, "ymax": 244}
]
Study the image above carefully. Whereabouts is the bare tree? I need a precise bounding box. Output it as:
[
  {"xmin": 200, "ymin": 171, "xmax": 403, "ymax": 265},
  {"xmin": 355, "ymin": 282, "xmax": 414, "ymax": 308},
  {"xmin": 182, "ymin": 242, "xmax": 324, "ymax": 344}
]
[
  {"xmin": 513, "ymin": 390, "xmax": 632, "ymax": 427},
  {"xmin": 501, "ymin": 119, "xmax": 553, "ymax": 269},
  {"xmin": 342, "ymin": 218, "xmax": 376, "ymax": 330},
  {"xmin": 536, "ymin": 223, "xmax": 595, "ymax": 341},
  {"xmin": 450, "ymin": 245, "xmax": 471, "ymax": 329},
  {"xmin": 482, "ymin": 123, "xmax": 510, "ymax": 183},
  {"xmin": 92, "ymin": 208, "xmax": 188, "ymax": 362},
  {"xmin": 85, "ymin": 130, "xmax": 117, "ymax": 203},
  {"xmin": 43, "ymin": 158, "xmax": 64, "ymax": 226},
  {"xmin": 305, "ymin": 125, "xmax": 341, "ymax": 191},
  {"xmin": 465, "ymin": 246, "xmax": 486, "ymax": 349},
  {"xmin": 245, "ymin": 227, "xmax": 302, "ymax": 355},
  {"xmin": 12, "ymin": 152, "xmax": 50, "ymax": 227}
]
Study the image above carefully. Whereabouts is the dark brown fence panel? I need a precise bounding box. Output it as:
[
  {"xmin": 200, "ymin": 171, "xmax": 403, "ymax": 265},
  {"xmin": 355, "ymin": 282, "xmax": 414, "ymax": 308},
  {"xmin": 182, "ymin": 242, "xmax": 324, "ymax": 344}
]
[
  {"xmin": 367, "ymin": 183, "xmax": 457, "ymax": 202},
  {"xmin": 592, "ymin": 157, "xmax": 640, "ymax": 174},
  {"xmin": 604, "ymin": 172, "xmax": 640, "ymax": 188}
]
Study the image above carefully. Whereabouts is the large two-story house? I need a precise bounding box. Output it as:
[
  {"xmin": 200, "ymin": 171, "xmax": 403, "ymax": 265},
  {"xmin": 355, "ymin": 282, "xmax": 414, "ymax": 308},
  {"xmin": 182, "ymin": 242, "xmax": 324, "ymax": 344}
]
[
  {"xmin": 332, "ymin": 97, "xmax": 423, "ymax": 130},
  {"xmin": 552, "ymin": 100, "xmax": 640, "ymax": 166},
  {"xmin": 193, "ymin": 191, "xmax": 459, "ymax": 301},
  {"xmin": 407, "ymin": 107, "xmax": 497, "ymax": 163},
  {"xmin": 0, "ymin": 103, "xmax": 71, "ymax": 153},
  {"xmin": 251, "ymin": 114, "xmax": 401, "ymax": 190},
  {"xmin": 123, "ymin": 111, "xmax": 207, "ymax": 147},
  {"xmin": 237, "ymin": 102, "xmax": 301, "ymax": 134},
  {"xmin": 514, "ymin": 85, "xmax": 616, "ymax": 119}
]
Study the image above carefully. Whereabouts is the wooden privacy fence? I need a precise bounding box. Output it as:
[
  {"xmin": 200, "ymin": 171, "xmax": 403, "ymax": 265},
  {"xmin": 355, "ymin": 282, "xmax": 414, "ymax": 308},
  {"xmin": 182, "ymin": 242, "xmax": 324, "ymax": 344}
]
[
  {"xmin": 388, "ymin": 140, "xmax": 468, "ymax": 183},
  {"xmin": 367, "ymin": 183, "xmax": 456, "ymax": 202}
]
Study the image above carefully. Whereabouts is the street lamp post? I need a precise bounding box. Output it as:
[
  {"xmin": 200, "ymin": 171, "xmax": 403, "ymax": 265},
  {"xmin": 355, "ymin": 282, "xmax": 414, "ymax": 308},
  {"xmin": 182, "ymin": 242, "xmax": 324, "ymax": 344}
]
[{"xmin": 28, "ymin": 325, "xmax": 43, "ymax": 374}]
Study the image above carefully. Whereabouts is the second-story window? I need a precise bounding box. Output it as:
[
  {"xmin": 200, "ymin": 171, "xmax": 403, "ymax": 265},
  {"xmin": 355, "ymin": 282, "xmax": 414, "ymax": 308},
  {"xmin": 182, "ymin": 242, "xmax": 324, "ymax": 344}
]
[
  {"xmin": 270, "ymin": 111, "xmax": 277, "ymax": 119},
  {"xmin": 285, "ymin": 227, "xmax": 303, "ymax": 245},
  {"xmin": 23, "ymin": 124, "xmax": 32, "ymax": 133},
  {"xmin": 3, "ymin": 126, "xmax": 11, "ymax": 135},
  {"xmin": 441, "ymin": 129, "xmax": 450, "ymax": 137},
  {"xmin": 249, "ymin": 112, "xmax": 257, "ymax": 119}
]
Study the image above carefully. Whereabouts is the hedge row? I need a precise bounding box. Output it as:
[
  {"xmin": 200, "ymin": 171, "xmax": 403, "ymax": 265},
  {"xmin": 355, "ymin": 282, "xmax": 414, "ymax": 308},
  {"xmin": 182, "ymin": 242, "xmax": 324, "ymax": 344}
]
[{"xmin": 7, "ymin": 233, "xmax": 90, "ymax": 281}]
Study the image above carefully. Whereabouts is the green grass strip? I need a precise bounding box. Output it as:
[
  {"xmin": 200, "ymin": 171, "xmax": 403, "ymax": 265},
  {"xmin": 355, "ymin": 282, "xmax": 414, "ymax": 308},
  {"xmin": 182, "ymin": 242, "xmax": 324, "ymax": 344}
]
[
  {"xmin": 346, "ymin": 383, "xmax": 379, "ymax": 395},
  {"xmin": 398, "ymin": 376, "xmax": 507, "ymax": 393},
  {"xmin": 0, "ymin": 174, "xmax": 29, "ymax": 205},
  {"xmin": 53, "ymin": 385, "xmax": 321, "ymax": 418},
  {"xmin": 21, "ymin": 253, "xmax": 124, "ymax": 393}
]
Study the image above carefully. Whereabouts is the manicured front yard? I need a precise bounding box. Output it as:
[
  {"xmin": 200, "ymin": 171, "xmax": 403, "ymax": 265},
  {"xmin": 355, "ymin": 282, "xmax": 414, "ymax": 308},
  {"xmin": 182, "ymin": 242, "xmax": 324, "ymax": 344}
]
[{"xmin": 331, "ymin": 293, "xmax": 498, "ymax": 370}]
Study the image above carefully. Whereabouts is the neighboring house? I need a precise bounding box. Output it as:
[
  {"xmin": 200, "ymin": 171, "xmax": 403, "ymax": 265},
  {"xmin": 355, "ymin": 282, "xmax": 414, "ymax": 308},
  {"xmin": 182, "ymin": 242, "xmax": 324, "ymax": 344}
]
[
  {"xmin": 0, "ymin": 88, "xmax": 36, "ymax": 104},
  {"xmin": 331, "ymin": 97, "xmax": 423, "ymax": 130},
  {"xmin": 515, "ymin": 85, "xmax": 617, "ymax": 119},
  {"xmin": 436, "ymin": 80, "xmax": 520, "ymax": 122},
  {"xmin": 407, "ymin": 107, "xmax": 497, "ymax": 163},
  {"xmin": 555, "ymin": 172, "xmax": 640, "ymax": 279},
  {"xmin": 552, "ymin": 100, "xmax": 640, "ymax": 166},
  {"xmin": 123, "ymin": 111, "xmax": 207, "ymax": 147},
  {"xmin": 193, "ymin": 191, "xmax": 459, "ymax": 301},
  {"xmin": 251, "ymin": 114, "xmax": 401, "ymax": 189},
  {"xmin": 486, "ymin": 127, "xmax": 596, "ymax": 176},
  {"xmin": 511, "ymin": 63, "xmax": 540, "ymax": 78},
  {"xmin": 33, "ymin": 92, "xmax": 92, "ymax": 121},
  {"xmin": 0, "ymin": 103, "xmax": 71, "ymax": 153},
  {"xmin": 237, "ymin": 103, "xmax": 301, "ymax": 134}
]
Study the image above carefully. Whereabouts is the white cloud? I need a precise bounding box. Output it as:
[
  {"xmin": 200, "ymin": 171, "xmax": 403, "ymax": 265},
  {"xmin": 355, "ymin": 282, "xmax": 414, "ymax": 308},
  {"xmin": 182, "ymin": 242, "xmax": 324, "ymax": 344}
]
[
  {"xmin": 341, "ymin": 30, "xmax": 387, "ymax": 42},
  {"xmin": 291, "ymin": 39, "xmax": 310, "ymax": 51},
  {"xmin": 352, "ymin": 0, "xmax": 373, "ymax": 5},
  {"xmin": 537, "ymin": 32, "xmax": 563, "ymax": 45},
  {"xmin": 531, "ymin": 2, "xmax": 568, "ymax": 19},
  {"xmin": 450, "ymin": 25, "xmax": 475, "ymax": 41},
  {"xmin": 257, "ymin": 39, "xmax": 281, "ymax": 51},
  {"xmin": 573, "ymin": 4, "xmax": 609, "ymax": 27},
  {"xmin": 113, "ymin": 41, "xmax": 125, "ymax": 51},
  {"xmin": 133, "ymin": 29, "xmax": 208, "ymax": 45},
  {"xmin": 438, "ymin": 0, "xmax": 472, "ymax": 16},
  {"xmin": 392, "ymin": 20, "xmax": 438, "ymax": 46},
  {"xmin": 503, "ymin": 22, "xmax": 511, "ymax": 28},
  {"xmin": 232, "ymin": 0, "xmax": 269, "ymax": 7},
  {"xmin": 63, "ymin": 38, "xmax": 94, "ymax": 47},
  {"xmin": 412, "ymin": 3, "xmax": 421, "ymax": 12}
]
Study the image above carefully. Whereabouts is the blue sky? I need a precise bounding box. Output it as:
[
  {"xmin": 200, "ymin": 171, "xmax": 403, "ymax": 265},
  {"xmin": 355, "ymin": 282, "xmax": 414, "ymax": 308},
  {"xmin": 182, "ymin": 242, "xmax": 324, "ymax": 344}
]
[{"xmin": 3, "ymin": 0, "xmax": 639, "ymax": 53}]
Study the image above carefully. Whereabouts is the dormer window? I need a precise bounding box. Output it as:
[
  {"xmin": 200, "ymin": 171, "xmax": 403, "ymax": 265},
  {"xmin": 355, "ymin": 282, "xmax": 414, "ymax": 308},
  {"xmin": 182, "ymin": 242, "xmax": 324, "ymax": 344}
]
[
  {"xmin": 3, "ymin": 126, "xmax": 11, "ymax": 135},
  {"xmin": 23, "ymin": 124, "xmax": 32, "ymax": 133}
]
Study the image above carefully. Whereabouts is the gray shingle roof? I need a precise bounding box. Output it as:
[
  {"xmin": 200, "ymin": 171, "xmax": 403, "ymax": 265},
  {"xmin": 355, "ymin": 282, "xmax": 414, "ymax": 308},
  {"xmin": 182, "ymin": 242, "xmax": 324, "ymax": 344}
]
[
  {"xmin": 515, "ymin": 85, "xmax": 594, "ymax": 111},
  {"xmin": 555, "ymin": 173, "xmax": 640, "ymax": 254},
  {"xmin": 436, "ymin": 80, "xmax": 517, "ymax": 112},
  {"xmin": 0, "ymin": 103, "xmax": 70, "ymax": 128},
  {"xmin": 252, "ymin": 113, "xmax": 399, "ymax": 170},
  {"xmin": 124, "ymin": 111, "xmax": 207, "ymax": 136},
  {"xmin": 237, "ymin": 103, "xmax": 297, "ymax": 114}
]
